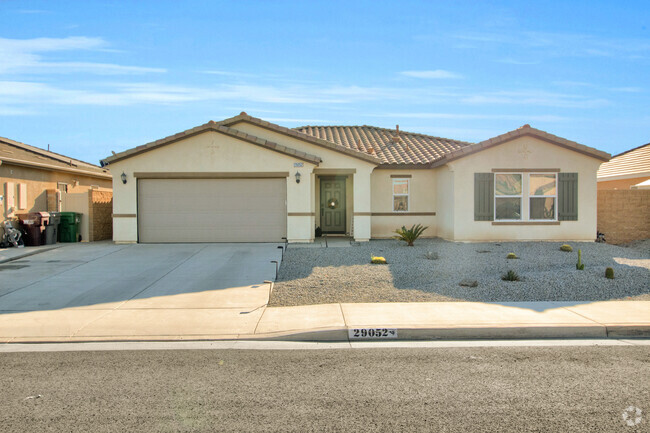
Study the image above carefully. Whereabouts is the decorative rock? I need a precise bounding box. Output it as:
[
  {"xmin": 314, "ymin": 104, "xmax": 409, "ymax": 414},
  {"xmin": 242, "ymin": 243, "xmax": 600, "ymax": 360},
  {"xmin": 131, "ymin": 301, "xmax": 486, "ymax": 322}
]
[{"xmin": 459, "ymin": 279, "xmax": 478, "ymax": 287}]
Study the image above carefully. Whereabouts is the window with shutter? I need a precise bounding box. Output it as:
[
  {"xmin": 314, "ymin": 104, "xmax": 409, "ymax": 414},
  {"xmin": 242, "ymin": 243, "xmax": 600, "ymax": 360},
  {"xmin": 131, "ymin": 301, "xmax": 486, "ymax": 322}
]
[
  {"xmin": 474, "ymin": 173, "xmax": 494, "ymax": 221},
  {"xmin": 558, "ymin": 173, "xmax": 578, "ymax": 221}
]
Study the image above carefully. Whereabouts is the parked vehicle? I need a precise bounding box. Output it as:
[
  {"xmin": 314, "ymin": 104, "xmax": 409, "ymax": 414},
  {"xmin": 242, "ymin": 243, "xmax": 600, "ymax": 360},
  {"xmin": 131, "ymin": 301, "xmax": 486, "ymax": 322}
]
[{"xmin": 0, "ymin": 219, "xmax": 24, "ymax": 248}]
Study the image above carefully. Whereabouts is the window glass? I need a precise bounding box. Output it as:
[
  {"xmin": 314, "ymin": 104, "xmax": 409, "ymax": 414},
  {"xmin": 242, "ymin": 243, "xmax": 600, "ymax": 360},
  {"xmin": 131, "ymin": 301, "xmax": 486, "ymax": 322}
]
[
  {"xmin": 530, "ymin": 197, "xmax": 555, "ymax": 220},
  {"xmin": 530, "ymin": 174, "xmax": 556, "ymax": 196},
  {"xmin": 393, "ymin": 195, "xmax": 408, "ymax": 212},
  {"xmin": 393, "ymin": 179, "xmax": 409, "ymax": 194},
  {"xmin": 495, "ymin": 174, "xmax": 522, "ymax": 195},
  {"xmin": 495, "ymin": 197, "xmax": 521, "ymax": 220}
]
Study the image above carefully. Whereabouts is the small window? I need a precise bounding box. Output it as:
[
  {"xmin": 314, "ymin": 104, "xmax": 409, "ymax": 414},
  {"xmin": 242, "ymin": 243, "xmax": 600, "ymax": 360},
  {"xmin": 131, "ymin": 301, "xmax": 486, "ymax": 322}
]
[
  {"xmin": 494, "ymin": 173, "xmax": 522, "ymax": 220},
  {"xmin": 57, "ymin": 182, "xmax": 68, "ymax": 193},
  {"xmin": 393, "ymin": 178, "xmax": 409, "ymax": 212},
  {"xmin": 529, "ymin": 174, "xmax": 557, "ymax": 220}
]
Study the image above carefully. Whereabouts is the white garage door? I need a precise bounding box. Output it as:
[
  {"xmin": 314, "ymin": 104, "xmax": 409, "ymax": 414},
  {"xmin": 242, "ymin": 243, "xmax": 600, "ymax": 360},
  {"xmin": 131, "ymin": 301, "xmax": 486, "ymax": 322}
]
[{"xmin": 137, "ymin": 178, "xmax": 287, "ymax": 243}]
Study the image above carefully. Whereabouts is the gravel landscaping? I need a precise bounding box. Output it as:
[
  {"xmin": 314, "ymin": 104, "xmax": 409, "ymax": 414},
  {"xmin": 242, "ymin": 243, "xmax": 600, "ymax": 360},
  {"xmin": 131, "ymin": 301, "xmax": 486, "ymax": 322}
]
[{"xmin": 269, "ymin": 238, "xmax": 650, "ymax": 306}]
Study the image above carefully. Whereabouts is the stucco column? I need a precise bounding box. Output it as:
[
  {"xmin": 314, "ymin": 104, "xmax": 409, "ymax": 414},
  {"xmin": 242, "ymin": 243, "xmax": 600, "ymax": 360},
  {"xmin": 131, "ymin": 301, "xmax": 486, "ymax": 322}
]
[
  {"xmin": 286, "ymin": 167, "xmax": 314, "ymax": 243},
  {"xmin": 353, "ymin": 169, "xmax": 372, "ymax": 241}
]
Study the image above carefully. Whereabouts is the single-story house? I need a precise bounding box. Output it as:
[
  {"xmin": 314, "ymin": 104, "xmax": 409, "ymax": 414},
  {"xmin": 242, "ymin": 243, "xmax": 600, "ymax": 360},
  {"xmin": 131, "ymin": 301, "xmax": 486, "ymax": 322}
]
[
  {"xmin": 597, "ymin": 143, "xmax": 650, "ymax": 190},
  {"xmin": 1, "ymin": 136, "xmax": 112, "ymax": 220},
  {"xmin": 101, "ymin": 113, "xmax": 610, "ymax": 243}
]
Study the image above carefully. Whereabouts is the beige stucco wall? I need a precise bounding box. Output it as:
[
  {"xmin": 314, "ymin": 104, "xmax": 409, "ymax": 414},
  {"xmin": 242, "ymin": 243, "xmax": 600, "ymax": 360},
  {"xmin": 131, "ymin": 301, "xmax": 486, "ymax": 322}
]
[
  {"xmin": 370, "ymin": 169, "xmax": 437, "ymax": 238},
  {"xmin": 109, "ymin": 129, "xmax": 318, "ymax": 243},
  {"xmin": 446, "ymin": 136, "xmax": 602, "ymax": 241},
  {"xmin": 1, "ymin": 163, "xmax": 112, "ymax": 220},
  {"xmin": 435, "ymin": 166, "xmax": 455, "ymax": 240},
  {"xmin": 231, "ymin": 122, "xmax": 377, "ymax": 241}
]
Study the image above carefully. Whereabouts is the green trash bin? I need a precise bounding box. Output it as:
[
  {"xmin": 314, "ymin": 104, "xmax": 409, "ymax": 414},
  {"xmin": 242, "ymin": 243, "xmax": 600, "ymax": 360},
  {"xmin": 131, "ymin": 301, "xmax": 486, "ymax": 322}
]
[{"xmin": 58, "ymin": 212, "xmax": 82, "ymax": 242}]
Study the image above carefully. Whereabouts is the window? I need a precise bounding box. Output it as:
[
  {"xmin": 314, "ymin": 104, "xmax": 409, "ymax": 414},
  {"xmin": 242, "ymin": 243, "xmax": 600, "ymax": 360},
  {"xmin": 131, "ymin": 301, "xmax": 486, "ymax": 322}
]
[
  {"xmin": 393, "ymin": 178, "xmax": 409, "ymax": 212},
  {"xmin": 494, "ymin": 173, "xmax": 522, "ymax": 220},
  {"xmin": 529, "ymin": 174, "xmax": 556, "ymax": 220}
]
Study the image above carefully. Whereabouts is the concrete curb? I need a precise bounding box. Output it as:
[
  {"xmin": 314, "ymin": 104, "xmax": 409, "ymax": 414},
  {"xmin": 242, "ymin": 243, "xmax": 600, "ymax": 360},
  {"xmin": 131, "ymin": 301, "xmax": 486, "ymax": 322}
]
[
  {"xmin": 0, "ymin": 244, "xmax": 61, "ymax": 264},
  {"xmin": 4, "ymin": 324, "xmax": 649, "ymax": 344}
]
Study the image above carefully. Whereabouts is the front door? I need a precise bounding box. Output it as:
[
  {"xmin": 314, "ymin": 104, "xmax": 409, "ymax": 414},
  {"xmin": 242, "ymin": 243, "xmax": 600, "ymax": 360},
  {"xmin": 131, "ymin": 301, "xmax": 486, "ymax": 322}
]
[{"xmin": 320, "ymin": 178, "xmax": 346, "ymax": 233}]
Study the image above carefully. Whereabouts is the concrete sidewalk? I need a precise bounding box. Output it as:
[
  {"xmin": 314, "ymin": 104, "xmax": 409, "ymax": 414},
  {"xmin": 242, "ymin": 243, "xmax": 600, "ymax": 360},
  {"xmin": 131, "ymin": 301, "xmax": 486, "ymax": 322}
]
[{"xmin": 1, "ymin": 299, "xmax": 648, "ymax": 343}]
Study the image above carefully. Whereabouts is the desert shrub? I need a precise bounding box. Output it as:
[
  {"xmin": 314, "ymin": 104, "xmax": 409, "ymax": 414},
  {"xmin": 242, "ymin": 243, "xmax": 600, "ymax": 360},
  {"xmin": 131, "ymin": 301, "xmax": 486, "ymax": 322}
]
[
  {"xmin": 502, "ymin": 270, "xmax": 520, "ymax": 281},
  {"xmin": 371, "ymin": 256, "xmax": 387, "ymax": 264},
  {"xmin": 393, "ymin": 224, "xmax": 428, "ymax": 247},
  {"xmin": 605, "ymin": 267, "xmax": 614, "ymax": 279},
  {"xmin": 506, "ymin": 252, "xmax": 518, "ymax": 259},
  {"xmin": 576, "ymin": 249, "xmax": 585, "ymax": 270},
  {"xmin": 560, "ymin": 244, "xmax": 573, "ymax": 252}
]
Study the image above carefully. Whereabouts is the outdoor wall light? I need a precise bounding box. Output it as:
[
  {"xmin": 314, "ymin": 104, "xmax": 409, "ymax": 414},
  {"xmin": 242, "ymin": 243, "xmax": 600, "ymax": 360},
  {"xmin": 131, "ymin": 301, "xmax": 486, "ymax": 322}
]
[
  {"xmin": 121, "ymin": 172, "xmax": 127, "ymax": 184},
  {"xmin": 295, "ymin": 171, "xmax": 301, "ymax": 184}
]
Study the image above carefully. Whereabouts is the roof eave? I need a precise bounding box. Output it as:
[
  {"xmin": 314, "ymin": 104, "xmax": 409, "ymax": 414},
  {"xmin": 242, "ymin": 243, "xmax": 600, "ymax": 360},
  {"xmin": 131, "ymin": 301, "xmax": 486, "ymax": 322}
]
[{"xmin": 101, "ymin": 122, "xmax": 322, "ymax": 166}]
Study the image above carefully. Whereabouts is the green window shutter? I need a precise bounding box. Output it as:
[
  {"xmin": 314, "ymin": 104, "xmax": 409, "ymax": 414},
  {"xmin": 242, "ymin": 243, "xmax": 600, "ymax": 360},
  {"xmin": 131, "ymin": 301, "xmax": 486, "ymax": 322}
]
[
  {"xmin": 558, "ymin": 173, "xmax": 578, "ymax": 221},
  {"xmin": 474, "ymin": 173, "xmax": 494, "ymax": 221}
]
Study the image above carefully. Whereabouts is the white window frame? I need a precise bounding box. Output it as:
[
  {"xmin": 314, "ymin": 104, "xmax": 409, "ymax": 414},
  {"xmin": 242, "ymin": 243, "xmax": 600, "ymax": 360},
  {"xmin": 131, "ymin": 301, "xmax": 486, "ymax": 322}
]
[
  {"xmin": 392, "ymin": 178, "xmax": 410, "ymax": 212},
  {"xmin": 494, "ymin": 172, "xmax": 523, "ymax": 221},
  {"xmin": 528, "ymin": 172, "xmax": 558, "ymax": 221}
]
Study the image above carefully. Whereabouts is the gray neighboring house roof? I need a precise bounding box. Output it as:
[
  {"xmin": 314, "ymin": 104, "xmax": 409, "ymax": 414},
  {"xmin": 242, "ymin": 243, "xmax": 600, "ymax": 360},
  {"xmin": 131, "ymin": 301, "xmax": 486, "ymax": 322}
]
[{"xmin": 0, "ymin": 136, "xmax": 111, "ymax": 178}]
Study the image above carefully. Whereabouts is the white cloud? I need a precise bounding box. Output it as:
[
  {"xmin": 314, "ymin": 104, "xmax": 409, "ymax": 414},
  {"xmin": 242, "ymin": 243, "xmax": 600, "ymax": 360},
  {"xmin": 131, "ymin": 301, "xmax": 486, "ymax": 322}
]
[
  {"xmin": 460, "ymin": 90, "xmax": 609, "ymax": 109},
  {"xmin": 610, "ymin": 87, "xmax": 643, "ymax": 93},
  {"xmin": 400, "ymin": 70, "xmax": 462, "ymax": 79},
  {"xmin": 374, "ymin": 112, "xmax": 568, "ymax": 122},
  {"xmin": 0, "ymin": 37, "xmax": 164, "ymax": 75}
]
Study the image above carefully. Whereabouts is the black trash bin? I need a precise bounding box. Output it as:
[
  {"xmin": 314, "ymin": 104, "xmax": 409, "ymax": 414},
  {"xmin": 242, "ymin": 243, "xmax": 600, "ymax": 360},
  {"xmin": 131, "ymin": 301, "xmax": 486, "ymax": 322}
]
[
  {"xmin": 17, "ymin": 212, "xmax": 50, "ymax": 246},
  {"xmin": 45, "ymin": 212, "xmax": 61, "ymax": 245}
]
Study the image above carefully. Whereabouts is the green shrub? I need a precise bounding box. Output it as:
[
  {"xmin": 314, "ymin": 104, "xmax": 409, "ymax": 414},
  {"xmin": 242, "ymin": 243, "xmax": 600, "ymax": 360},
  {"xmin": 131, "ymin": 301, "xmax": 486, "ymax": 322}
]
[
  {"xmin": 576, "ymin": 249, "xmax": 585, "ymax": 270},
  {"xmin": 506, "ymin": 252, "xmax": 518, "ymax": 259},
  {"xmin": 393, "ymin": 224, "xmax": 428, "ymax": 247},
  {"xmin": 502, "ymin": 270, "xmax": 520, "ymax": 281},
  {"xmin": 371, "ymin": 256, "xmax": 387, "ymax": 264},
  {"xmin": 560, "ymin": 244, "xmax": 573, "ymax": 252},
  {"xmin": 605, "ymin": 267, "xmax": 614, "ymax": 279}
]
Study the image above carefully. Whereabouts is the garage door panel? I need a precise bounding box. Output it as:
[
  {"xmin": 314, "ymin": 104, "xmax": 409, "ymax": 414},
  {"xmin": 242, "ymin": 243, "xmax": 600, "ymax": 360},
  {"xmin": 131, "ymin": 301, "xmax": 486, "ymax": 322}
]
[{"xmin": 138, "ymin": 178, "xmax": 287, "ymax": 243}]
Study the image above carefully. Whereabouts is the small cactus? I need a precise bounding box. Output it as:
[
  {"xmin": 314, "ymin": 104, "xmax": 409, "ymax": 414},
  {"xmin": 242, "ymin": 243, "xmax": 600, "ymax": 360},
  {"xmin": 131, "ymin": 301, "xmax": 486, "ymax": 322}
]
[
  {"xmin": 576, "ymin": 249, "xmax": 585, "ymax": 270},
  {"xmin": 560, "ymin": 244, "xmax": 573, "ymax": 252},
  {"xmin": 506, "ymin": 252, "xmax": 518, "ymax": 259},
  {"xmin": 605, "ymin": 267, "xmax": 614, "ymax": 279}
]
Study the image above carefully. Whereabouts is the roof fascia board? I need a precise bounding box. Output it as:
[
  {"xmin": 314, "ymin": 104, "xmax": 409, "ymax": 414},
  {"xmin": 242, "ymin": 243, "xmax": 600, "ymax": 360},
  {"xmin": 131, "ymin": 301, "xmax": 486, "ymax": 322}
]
[
  {"xmin": 597, "ymin": 172, "xmax": 650, "ymax": 182},
  {"xmin": 222, "ymin": 117, "xmax": 380, "ymax": 165},
  {"xmin": 0, "ymin": 156, "xmax": 112, "ymax": 179},
  {"xmin": 430, "ymin": 130, "xmax": 610, "ymax": 167},
  {"xmin": 103, "ymin": 124, "xmax": 321, "ymax": 166}
]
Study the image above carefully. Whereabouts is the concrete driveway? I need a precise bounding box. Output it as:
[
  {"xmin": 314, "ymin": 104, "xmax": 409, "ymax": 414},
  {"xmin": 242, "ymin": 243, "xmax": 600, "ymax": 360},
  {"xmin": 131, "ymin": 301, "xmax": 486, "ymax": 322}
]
[{"xmin": 0, "ymin": 242, "xmax": 284, "ymax": 341}]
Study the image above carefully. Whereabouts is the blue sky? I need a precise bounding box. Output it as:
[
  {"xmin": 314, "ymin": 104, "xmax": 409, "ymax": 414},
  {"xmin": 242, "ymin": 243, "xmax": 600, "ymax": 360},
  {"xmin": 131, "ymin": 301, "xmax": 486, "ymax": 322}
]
[{"xmin": 1, "ymin": 1, "xmax": 648, "ymax": 164}]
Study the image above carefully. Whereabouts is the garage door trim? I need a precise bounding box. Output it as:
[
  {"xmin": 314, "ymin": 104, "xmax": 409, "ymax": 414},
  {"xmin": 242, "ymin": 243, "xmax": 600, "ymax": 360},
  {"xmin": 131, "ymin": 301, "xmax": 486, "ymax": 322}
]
[{"xmin": 134, "ymin": 171, "xmax": 289, "ymax": 179}]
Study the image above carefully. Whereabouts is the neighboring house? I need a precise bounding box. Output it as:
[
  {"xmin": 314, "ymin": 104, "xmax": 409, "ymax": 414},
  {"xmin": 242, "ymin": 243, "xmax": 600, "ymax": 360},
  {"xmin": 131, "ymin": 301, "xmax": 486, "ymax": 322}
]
[
  {"xmin": 101, "ymin": 113, "xmax": 610, "ymax": 243},
  {"xmin": 597, "ymin": 143, "xmax": 650, "ymax": 190},
  {"xmin": 1, "ymin": 136, "xmax": 113, "ymax": 238}
]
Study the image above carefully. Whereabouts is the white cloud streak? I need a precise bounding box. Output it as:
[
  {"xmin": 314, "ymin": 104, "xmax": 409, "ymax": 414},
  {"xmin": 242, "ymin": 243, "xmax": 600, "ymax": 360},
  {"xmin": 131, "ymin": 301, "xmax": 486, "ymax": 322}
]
[
  {"xmin": 400, "ymin": 70, "xmax": 462, "ymax": 79},
  {"xmin": 0, "ymin": 37, "xmax": 165, "ymax": 75}
]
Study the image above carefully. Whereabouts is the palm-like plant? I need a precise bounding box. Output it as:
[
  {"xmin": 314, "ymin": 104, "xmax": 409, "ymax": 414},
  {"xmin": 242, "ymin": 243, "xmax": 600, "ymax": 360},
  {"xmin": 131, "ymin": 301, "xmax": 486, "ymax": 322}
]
[{"xmin": 393, "ymin": 224, "xmax": 428, "ymax": 247}]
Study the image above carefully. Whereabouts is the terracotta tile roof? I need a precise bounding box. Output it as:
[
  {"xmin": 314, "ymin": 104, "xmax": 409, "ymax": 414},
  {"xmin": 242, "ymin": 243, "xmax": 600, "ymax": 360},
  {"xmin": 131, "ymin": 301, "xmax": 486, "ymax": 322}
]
[
  {"xmin": 294, "ymin": 125, "xmax": 472, "ymax": 167},
  {"xmin": 431, "ymin": 124, "xmax": 610, "ymax": 167},
  {"xmin": 102, "ymin": 121, "xmax": 322, "ymax": 166},
  {"xmin": 221, "ymin": 113, "xmax": 381, "ymax": 164},
  {"xmin": 0, "ymin": 136, "xmax": 111, "ymax": 178},
  {"xmin": 597, "ymin": 142, "xmax": 650, "ymax": 180}
]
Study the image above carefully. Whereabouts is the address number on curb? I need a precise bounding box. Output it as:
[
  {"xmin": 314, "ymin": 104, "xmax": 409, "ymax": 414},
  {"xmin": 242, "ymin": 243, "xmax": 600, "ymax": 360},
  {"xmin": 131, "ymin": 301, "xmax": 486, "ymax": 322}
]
[{"xmin": 349, "ymin": 328, "xmax": 398, "ymax": 339}]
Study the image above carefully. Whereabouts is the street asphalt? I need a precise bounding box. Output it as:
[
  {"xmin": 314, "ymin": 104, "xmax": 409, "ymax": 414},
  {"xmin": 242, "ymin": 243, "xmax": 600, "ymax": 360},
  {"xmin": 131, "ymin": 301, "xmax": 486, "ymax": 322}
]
[{"xmin": 1, "ymin": 346, "xmax": 648, "ymax": 432}]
